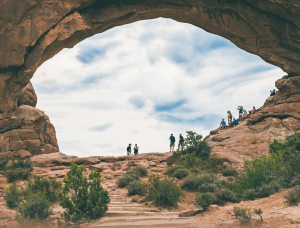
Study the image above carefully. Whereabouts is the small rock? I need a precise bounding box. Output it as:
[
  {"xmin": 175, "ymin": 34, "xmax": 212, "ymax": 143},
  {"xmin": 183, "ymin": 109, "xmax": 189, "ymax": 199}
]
[
  {"xmin": 131, "ymin": 195, "xmax": 142, "ymax": 202},
  {"xmin": 178, "ymin": 208, "xmax": 203, "ymax": 217},
  {"xmin": 148, "ymin": 209, "xmax": 160, "ymax": 212}
]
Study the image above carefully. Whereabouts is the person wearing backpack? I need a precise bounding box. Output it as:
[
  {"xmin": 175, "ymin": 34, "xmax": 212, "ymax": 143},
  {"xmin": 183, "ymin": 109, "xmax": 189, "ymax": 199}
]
[
  {"xmin": 127, "ymin": 144, "xmax": 131, "ymax": 155},
  {"xmin": 178, "ymin": 134, "xmax": 184, "ymax": 150},
  {"xmin": 169, "ymin": 134, "xmax": 176, "ymax": 153}
]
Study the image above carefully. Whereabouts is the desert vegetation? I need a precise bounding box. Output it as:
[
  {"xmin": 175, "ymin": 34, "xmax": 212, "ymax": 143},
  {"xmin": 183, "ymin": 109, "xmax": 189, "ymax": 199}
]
[
  {"xmin": 3, "ymin": 159, "xmax": 109, "ymax": 226},
  {"xmin": 0, "ymin": 157, "xmax": 33, "ymax": 182}
]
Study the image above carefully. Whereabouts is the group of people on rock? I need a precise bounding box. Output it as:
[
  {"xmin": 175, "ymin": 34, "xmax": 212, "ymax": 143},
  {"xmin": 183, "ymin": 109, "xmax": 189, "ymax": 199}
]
[
  {"xmin": 126, "ymin": 144, "xmax": 139, "ymax": 156},
  {"xmin": 220, "ymin": 105, "xmax": 256, "ymax": 129},
  {"xmin": 169, "ymin": 133, "xmax": 184, "ymax": 153}
]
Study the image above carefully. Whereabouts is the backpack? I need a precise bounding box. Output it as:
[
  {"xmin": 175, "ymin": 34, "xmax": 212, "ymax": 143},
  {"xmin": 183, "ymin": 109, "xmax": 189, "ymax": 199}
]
[
  {"xmin": 180, "ymin": 137, "xmax": 184, "ymax": 143},
  {"xmin": 170, "ymin": 136, "xmax": 175, "ymax": 143},
  {"xmin": 230, "ymin": 114, "xmax": 232, "ymax": 119}
]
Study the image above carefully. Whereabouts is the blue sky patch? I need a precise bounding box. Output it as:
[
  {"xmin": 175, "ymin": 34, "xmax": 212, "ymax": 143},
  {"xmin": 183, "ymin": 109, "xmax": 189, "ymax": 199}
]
[
  {"xmin": 155, "ymin": 99, "xmax": 187, "ymax": 112},
  {"xmin": 90, "ymin": 124, "xmax": 113, "ymax": 132}
]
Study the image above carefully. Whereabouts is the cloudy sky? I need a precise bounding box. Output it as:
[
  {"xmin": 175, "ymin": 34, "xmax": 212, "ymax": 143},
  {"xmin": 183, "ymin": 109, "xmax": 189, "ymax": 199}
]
[{"xmin": 31, "ymin": 18, "xmax": 285, "ymax": 157}]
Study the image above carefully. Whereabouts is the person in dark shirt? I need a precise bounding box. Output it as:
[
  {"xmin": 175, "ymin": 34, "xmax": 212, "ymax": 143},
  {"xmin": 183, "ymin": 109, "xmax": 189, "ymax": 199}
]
[
  {"xmin": 270, "ymin": 89, "xmax": 276, "ymax": 96},
  {"xmin": 178, "ymin": 134, "xmax": 184, "ymax": 150},
  {"xmin": 233, "ymin": 118, "xmax": 239, "ymax": 126},
  {"xmin": 133, "ymin": 144, "xmax": 139, "ymax": 156},
  {"xmin": 169, "ymin": 134, "xmax": 175, "ymax": 153},
  {"xmin": 127, "ymin": 144, "xmax": 131, "ymax": 155}
]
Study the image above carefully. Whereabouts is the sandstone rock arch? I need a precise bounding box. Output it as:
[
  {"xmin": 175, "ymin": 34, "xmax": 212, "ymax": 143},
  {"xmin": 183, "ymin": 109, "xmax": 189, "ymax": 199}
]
[
  {"xmin": 1, "ymin": 0, "xmax": 300, "ymax": 118},
  {"xmin": 1, "ymin": 0, "xmax": 300, "ymax": 158}
]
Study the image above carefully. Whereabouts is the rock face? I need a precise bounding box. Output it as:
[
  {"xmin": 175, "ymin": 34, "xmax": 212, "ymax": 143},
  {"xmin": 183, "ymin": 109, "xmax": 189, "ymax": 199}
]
[
  {"xmin": 0, "ymin": 0, "xmax": 300, "ymax": 117},
  {"xmin": 206, "ymin": 75, "xmax": 300, "ymax": 170},
  {"xmin": 17, "ymin": 82, "xmax": 37, "ymax": 108},
  {"xmin": 0, "ymin": 105, "xmax": 59, "ymax": 157}
]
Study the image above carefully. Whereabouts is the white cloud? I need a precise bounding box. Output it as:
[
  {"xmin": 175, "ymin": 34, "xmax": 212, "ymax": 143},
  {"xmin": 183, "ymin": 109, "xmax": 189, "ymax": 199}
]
[{"xmin": 32, "ymin": 18, "xmax": 285, "ymax": 157}]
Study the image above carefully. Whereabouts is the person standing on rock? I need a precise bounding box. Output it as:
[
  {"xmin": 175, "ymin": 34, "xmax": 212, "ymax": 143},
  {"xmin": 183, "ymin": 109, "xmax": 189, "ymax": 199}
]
[
  {"xmin": 227, "ymin": 111, "xmax": 231, "ymax": 124},
  {"xmin": 178, "ymin": 134, "xmax": 184, "ymax": 150},
  {"xmin": 133, "ymin": 144, "xmax": 139, "ymax": 156},
  {"xmin": 237, "ymin": 106, "xmax": 243, "ymax": 121},
  {"xmin": 252, "ymin": 106, "xmax": 256, "ymax": 114},
  {"xmin": 169, "ymin": 134, "xmax": 176, "ymax": 153},
  {"xmin": 127, "ymin": 144, "xmax": 132, "ymax": 155}
]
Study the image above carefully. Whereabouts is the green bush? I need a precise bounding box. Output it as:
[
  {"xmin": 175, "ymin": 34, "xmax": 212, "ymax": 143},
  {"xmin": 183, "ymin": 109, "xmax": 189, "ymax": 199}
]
[
  {"xmin": 257, "ymin": 182, "xmax": 280, "ymax": 198},
  {"xmin": 198, "ymin": 183, "xmax": 219, "ymax": 193},
  {"xmin": 254, "ymin": 208, "xmax": 263, "ymax": 221},
  {"xmin": 181, "ymin": 173, "xmax": 216, "ymax": 191},
  {"xmin": 0, "ymin": 156, "xmax": 9, "ymax": 171},
  {"xmin": 221, "ymin": 166, "xmax": 238, "ymax": 177},
  {"xmin": 233, "ymin": 206, "xmax": 251, "ymax": 224},
  {"xmin": 60, "ymin": 162, "xmax": 110, "ymax": 223},
  {"xmin": 148, "ymin": 175, "xmax": 183, "ymax": 207},
  {"xmin": 5, "ymin": 184, "xmax": 21, "ymax": 208},
  {"xmin": 127, "ymin": 180, "xmax": 148, "ymax": 196},
  {"xmin": 132, "ymin": 166, "xmax": 148, "ymax": 177},
  {"xmin": 165, "ymin": 165, "xmax": 186, "ymax": 176},
  {"xmin": 243, "ymin": 189, "xmax": 257, "ymax": 200},
  {"xmin": 215, "ymin": 188, "xmax": 238, "ymax": 204},
  {"xmin": 190, "ymin": 168, "xmax": 201, "ymax": 174},
  {"xmin": 173, "ymin": 169, "xmax": 189, "ymax": 179},
  {"xmin": 195, "ymin": 192, "xmax": 217, "ymax": 210},
  {"xmin": 291, "ymin": 175, "xmax": 300, "ymax": 187},
  {"xmin": 16, "ymin": 193, "xmax": 52, "ymax": 223},
  {"xmin": 284, "ymin": 185, "xmax": 300, "ymax": 206},
  {"xmin": 5, "ymin": 168, "xmax": 32, "ymax": 182},
  {"xmin": 25, "ymin": 175, "xmax": 62, "ymax": 203},
  {"xmin": 117, "ymin": 174, "xmax": 139, "ymax": 188},
  {"xmin": 182, "ymin": 131, "xmax": 212, "ymax": 160}
]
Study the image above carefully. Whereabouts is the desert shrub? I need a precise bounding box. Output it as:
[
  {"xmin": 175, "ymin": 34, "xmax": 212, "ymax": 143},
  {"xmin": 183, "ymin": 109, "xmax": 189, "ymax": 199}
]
[
  {"xmin": 5, "ymin": 168, "xmax": 31, "ymax": 183},
  {"xmin": 132, "ymin": 166, "xmax": 148, "ymax": 177},
  {"xmin": 5, "ymin": 184, "xmax": 21, "ymax": 208},
  {"xmin": 127, "ymin": 180, "xmax": 148, "ymax": 196},
  {"xmin": 181, "ymin": 173, "xmax": 217, "ymax": 191},
  {"xmin": 221, "ymin": 166, "xmax": 238, "ymax": 177},
  {"xmin": 233, "ymin": 206, "xmax": 251, "ymax": 224},
  {"xmin": 257, "ymin": 182, "xmax": 280, "ymax": 198},
  {"xmin": 243, "ymin": 189, "xmax": 257, "ymax": 200},
  {"xmin": 291, "ymin": 175, "xmax": 300, "ymax": 187},
  {"xmin": 60, "ymin": 162, "xmax": 110, "ymax": 223},
  {"xmin": 117, "ymin": 174, "xmax": 139, "ymax": 188},
  {"xmin": 24, "ymin": 175, "xmax": 62, "ymax": 203},
  {"xmin": 16, "ymin": 193, "xmax": 52, "ymax": 223},
  {"xmin": 6, "ymin": 158, "xmax": 33, "ymax": 170},
  {"xmin": 182, "ymin": 131, "xmax": 212, "ymax": 160},
  {"xmin": 0, "ymin": 156, "xmax": 9, "ymax": 171},
  {"xmin": 165, "ymin": 165, "xmax": 186, "ymax": 176},
  {"xmin": 148, "ymin": 175, "xmax": 183, "ymax": 207},
  {"xmin": 254, "ymin": 208, "xmax": 263, "ymax": 221},
  {"xmin": 198, "ymin": 183, "xmax": 219, "ymax": 193},
  {"xmin": 284, "ymin": 185, "xmax": 300, "ymax": 206},
  {"xmin": 190, "ymin": 167, "xmax": 201, "ymax": 174},
  {"xmin": 173, "ymin": 169, "xmax": 189, "ymax": 179},
  {"xmin": 195, "ymin": 192, "xmax": 217, "ymax": 210},
  {"xmin": 215, "ymin": 188, "xmax": 238, "ymax": 204}
]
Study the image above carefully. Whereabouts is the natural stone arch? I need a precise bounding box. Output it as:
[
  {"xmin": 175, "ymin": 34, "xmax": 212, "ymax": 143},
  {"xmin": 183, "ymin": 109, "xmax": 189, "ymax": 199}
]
[{"xmin": 1, "ymin": 0, "xmax": 300, "ymax": 118}]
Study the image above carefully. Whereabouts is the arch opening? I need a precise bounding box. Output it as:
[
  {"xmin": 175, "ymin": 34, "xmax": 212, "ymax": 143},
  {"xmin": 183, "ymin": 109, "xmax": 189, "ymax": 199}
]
[{"xmin": 31, "ymin": 18, "xmax": 284, "ymax": 157}]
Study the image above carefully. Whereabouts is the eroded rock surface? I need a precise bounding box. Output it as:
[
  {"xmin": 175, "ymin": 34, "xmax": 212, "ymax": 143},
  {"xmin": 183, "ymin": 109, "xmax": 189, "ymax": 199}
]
[
  {"xmin": 0, "ymin": 0, "xmax": 300, "ymax": 117},
  {"xmin": 206, "ymin": 76, "xmax": 300, "ymax": 170},
  {"xmin": 0, "ymin": 105, "xmax": 59, "ymax": 157},
  {"xmin": 17, "ymin": 82, "xmax": 37, "ymax": 108}
]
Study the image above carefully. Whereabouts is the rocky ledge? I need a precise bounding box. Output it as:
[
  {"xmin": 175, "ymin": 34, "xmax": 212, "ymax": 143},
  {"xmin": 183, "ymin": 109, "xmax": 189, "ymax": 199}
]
[{"xmin": 206, "ymin": 75, "xmax": 300, "ymax": 170}]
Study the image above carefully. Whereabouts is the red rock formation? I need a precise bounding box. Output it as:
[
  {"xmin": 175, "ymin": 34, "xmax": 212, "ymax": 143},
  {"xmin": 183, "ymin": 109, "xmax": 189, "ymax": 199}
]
[
  {"xmin": 17, "ymin": 82, "xmax": 37, "ymax": 108},
  {"xmin": 206, "ymin": 75, "xmax": 300, "ymax": 170},
  {"xmin": 0, "ymin": 105, "xmax": 59, "ymax": 157},
  {"xmin": 0, "ymin": 0, "xmax": 300, "ymax": 117}
]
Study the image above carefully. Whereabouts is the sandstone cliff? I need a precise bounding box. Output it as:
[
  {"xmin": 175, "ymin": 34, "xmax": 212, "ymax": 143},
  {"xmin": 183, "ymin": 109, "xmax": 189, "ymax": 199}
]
[
  {"xmin": 0, "ymin": 105, "xmax": 59, "ymax": 157},
  {"xmin": 206, "ymin": 75, "xmax": 300, "ymax": 170}
]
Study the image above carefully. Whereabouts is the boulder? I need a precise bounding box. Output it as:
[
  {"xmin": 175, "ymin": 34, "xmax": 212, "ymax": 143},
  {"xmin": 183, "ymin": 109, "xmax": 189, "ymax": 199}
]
[
  {"xmin": 17, "ymin": 82, "xmax": 37, "ymax": 108},
  {"xmin": 0, "ymin": 205, "xmax": 16, "ymax": 219},
  {"xmin": 178, "ymin": 209, "xmax": 203, "ymax": 217}
]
